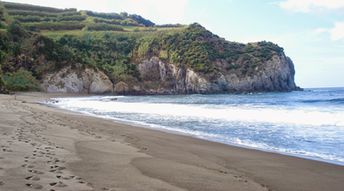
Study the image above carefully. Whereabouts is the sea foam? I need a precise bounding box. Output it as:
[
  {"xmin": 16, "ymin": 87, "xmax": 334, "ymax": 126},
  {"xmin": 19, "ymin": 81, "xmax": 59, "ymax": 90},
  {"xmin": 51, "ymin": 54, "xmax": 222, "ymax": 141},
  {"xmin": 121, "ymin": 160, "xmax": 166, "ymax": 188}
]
[{"xmin": 48, "ymin": 88, "xmax": 344, "ymax": 165}]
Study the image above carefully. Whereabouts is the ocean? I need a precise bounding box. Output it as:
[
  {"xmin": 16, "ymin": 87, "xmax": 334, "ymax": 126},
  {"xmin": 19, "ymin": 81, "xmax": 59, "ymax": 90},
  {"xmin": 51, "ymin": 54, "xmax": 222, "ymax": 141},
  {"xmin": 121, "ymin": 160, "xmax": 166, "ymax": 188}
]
[{"xmin": 48, "ymin": 88, "xmax": 344, "ymax": 165}]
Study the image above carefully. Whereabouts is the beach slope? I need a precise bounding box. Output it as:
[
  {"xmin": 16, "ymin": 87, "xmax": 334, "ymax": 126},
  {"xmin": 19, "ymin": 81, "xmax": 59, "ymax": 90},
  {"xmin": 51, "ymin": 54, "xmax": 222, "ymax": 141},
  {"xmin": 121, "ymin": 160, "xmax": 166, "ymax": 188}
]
[{"xmin": 0, "ymin": 93, "xmax": 343, "ymax": 191}]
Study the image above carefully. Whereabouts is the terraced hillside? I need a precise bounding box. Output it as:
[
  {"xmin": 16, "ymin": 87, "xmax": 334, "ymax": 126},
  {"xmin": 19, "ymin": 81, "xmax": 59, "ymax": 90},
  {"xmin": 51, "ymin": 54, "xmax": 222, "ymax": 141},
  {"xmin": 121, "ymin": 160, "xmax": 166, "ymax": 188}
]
[
  {"xmin": 0, "ymin": 1, "xmax": 299, "ymax": 94},
  {"xmin": 3, "ymin": 1, "xmax": 182, "ymax": 33}
]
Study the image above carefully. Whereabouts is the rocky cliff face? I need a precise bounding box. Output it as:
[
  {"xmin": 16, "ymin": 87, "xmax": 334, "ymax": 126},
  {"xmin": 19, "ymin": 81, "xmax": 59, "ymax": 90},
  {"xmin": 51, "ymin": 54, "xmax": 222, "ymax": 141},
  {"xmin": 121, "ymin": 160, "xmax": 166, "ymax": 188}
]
[
  {"xmin": 219, "ymin": 54, "xmax": 298, "ymax": 92},
  {"xmin": 0, "ymin": 3, "xmax": 300, "ymax": 95},
  {"xmin": 42, "ymin": 52, "xmax": 298, "ymax": 95},
  {"xmin": 109, "ymin": 53, "xmax": 298, "ymax": 95},
  {"xmin": 42, "ymin": 65, "xmax": 113, "ymax": 94}
]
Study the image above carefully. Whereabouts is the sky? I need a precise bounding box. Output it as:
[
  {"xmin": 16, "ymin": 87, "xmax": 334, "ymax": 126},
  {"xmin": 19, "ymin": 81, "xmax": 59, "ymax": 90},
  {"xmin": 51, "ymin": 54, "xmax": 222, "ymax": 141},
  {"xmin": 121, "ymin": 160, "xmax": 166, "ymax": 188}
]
[{"xmin": 4, "ymin": 0, "xmax": 344, "ymax": 88}]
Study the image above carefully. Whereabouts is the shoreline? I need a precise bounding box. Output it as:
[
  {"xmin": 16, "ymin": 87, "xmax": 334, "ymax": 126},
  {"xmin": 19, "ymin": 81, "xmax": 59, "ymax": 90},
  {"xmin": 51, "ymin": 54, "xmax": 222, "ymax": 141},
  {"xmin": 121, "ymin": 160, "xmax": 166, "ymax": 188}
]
[
  {"xmin": 47, "ymin": 94, "xmax": 344, "ymax": 166},
  {"xmin": 1, "ymin": 92, "xmax": 344, "ymax": 191}
]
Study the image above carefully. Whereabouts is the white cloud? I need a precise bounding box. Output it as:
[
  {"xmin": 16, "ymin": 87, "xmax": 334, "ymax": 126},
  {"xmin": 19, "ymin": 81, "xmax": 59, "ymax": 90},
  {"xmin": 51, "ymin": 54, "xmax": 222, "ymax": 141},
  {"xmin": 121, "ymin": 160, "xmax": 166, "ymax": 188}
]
[
  {"xmin": 279, "ymin": 0, "xmax": 344, "ymax": 12},
  {"xmin": 329, "ymin": 22, "xmax": 344, "ymax": 41},
  {"xmin": 314, "ymin": 22, "xmax": 344, "ymax": 41},
  {"xmin": 4, "ymin": 0, "xmax": 189, "ymax": 24}
]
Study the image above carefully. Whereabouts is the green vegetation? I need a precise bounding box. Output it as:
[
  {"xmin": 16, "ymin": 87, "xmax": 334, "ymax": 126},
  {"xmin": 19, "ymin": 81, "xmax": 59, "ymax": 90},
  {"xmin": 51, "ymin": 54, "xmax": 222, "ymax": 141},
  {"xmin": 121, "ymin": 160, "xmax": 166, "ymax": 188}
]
[
  {"xmin": 13, "ymin": 15, "xmax": 87, "ymax": 23},
  {"xmin": 3, "ymin": 68, "xmax": 39, "ymax": 91},
  {"xmin": 84, "ymin": 11, "xmax": 122, "ymax": 20},
  {"xmin": 7, "ymin": 9, "xmax": 80, "ymax": 17},
  {"xmin": 23, "ymin": 21, "xmax": 85, "ymax": 31},
  {"xmin": 86, "ymin": 23, "xmax": 124, "ymax": 31},
  {"xmin": 57, "ymin": 33, "xmax": 139, "ymax": 82},
  {"xmin": 3, "ymin": 2, "xmax": 75, "ymax": 13},
  {"xmin": 2, "ymin": 1, "xmax": 157, "ymax": 32},
  {"xmin": 0, "ymin": 1, "xmax": 286, "ymax": 93},
  {"xmin": 133, "ymin": 23, "xmax": 283, "ymax": 74},
  {"xmin": 0, "ymin": 2, "xmax": 7, "ymax": 29},
  {"xmin": 85, "ymin": 11, "xmax": 154, "ymax": 27}
]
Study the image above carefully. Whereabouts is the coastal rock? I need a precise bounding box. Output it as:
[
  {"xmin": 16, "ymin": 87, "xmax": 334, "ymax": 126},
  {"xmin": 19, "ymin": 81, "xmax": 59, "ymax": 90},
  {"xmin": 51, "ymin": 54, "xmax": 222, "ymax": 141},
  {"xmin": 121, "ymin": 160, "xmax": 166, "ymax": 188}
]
[
  {"xmin": 41, "ymin": 53, "xmax": 298, "ymax": 95},
  {"xmin": 134, "ymin": 54, "xmax": 298, "ymax": 94},
  {"xmin": 41, "ymin": 65, "xmax": 113, "ymax": 94},
  {"xmin": 222, "ymin": 54, "xmax": 298, "ymax": 92},
  {"xmin": 114, "ymin": 81, "xmax": 129, "ymax": 94}
]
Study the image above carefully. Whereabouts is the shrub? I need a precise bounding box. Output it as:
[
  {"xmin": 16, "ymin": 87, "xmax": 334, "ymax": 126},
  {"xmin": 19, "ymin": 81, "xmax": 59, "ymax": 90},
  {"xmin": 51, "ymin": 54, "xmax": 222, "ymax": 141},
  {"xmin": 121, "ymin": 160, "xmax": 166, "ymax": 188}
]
[
  {"xmin": 0, "ymin": 2, "xmax": 6, "ymax": 22},
  {"xmin": 86, "ymin": 23, "xmax": 124, "ymax": 31},
  {"xmin": 156, "ymin": 24, "xmax": 184, "ymax": 28},
  {"xmin": 120, "ymin": 19, "xmax": 140, "ymax": 26},
  {"xmin": 3, "ymin": 68, "xmax": 40, "ymax": 91},
  {"xmin": 0, "ymin": 31, "xmax": 9, "ymax": 63},
  {"xmin": 8, "ymin": 21, "xmax": 28, "ymax": 42},
  {"xmin": 94, "ymin": 18, "xmax": 122, "ymax": 25},
  {"xmin": 14, "ymin": 15, "xmax": 86, "ymax": 23},
  {"xmin": 128, "ymin": 14, "xmax": 155, "ymax": 27},
  {"xmin": 8, "ymin": 10, "xmax": 80, "ymax": 17},
  {"xmin": 24, "ymin": 21, "xmax": 85, "ymax": 31},
  {"xmin": 14, "ymin": 15, "xmax": 43, "ymax": 22},
  {"xmin": 85, "ymin": 11, "xmax": 122, "ymax": 20},
  {"xmin": 57, "ymin": 15, "xmax": 86, "ymax": 22}
]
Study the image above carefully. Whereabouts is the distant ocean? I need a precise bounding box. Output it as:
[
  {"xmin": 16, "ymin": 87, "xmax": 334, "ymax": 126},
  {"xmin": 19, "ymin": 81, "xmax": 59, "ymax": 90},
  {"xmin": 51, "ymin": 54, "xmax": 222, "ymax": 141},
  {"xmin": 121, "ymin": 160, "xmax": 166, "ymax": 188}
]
[{"xmin": 48, "ymin": 88, "xmax": 344, "ymax": 165}]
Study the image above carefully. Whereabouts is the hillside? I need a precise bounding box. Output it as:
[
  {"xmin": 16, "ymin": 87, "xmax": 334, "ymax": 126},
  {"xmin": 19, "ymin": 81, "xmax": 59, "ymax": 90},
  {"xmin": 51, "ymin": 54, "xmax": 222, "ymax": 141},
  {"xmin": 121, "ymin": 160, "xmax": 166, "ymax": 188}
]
[{"xmin": 0, "ymin": 1, "xmax": 300, "ymax": 94}]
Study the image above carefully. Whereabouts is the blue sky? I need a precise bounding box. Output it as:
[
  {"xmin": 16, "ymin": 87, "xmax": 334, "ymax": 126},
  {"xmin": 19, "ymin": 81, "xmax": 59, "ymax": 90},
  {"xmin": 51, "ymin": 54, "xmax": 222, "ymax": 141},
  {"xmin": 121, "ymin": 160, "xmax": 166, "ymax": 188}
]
[{"xmin": 5, "ymin": 0, "xmax": 344, "ymax": 88}]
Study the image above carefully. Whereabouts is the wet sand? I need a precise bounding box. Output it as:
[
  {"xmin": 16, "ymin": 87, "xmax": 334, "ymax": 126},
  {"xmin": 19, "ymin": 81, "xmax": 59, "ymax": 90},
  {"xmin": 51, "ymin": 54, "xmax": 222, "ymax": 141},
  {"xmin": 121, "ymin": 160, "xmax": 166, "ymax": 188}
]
[{"xmin": 0, "ymin": 92, "xmax": 343, "ymax": 191}]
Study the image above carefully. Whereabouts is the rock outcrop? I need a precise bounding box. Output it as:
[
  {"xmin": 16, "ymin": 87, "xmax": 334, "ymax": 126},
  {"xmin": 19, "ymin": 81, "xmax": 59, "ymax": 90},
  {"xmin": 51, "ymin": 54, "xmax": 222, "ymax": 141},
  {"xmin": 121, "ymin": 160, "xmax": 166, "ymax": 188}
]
[
  {"xmin": 42, "ymin": 53, "xmax": 298, "ymax": 95},
  {"xmin": 220, "ymin": 54, "xmax": 298, "ymax": 92},
  {"xmin": 117, "ymin": 54, "xmax": 298, "ymax": 94},
  {"xmin": 0, "ymin": 2, "xmax": 300, "ymax": 95},
  {"xmin": 42, "ymin": 65, "xmax": 113, "ymax": 94}
]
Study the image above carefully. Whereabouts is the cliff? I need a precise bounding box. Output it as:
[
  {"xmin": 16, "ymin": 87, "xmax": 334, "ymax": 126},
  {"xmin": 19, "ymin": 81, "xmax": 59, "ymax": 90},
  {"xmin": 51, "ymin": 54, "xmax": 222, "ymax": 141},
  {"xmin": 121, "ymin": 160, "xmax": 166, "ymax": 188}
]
[
  {"xmin": 42, "ymin": 54, "xmax": 297, "ymax": 94},
  {"xmin": 0, "ymin": 2, "xmax": 300, "ymax": 94},
  {"xmin": 41, "ymin": 65, "xmax": 113, "ymax": 94}
]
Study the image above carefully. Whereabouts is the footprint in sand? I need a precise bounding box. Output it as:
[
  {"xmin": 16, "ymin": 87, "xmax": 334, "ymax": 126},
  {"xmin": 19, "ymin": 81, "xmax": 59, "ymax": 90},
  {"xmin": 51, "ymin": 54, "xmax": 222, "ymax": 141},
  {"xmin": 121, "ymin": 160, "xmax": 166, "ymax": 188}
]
[
  {"xmin": 2, "ymin": 148, "xmax": 13, "ymax": 152},
  {"xmin": 25, "ymin": 175, "xmax": 41, "ymax": 181},
  {"xmin": 27, "ymin": 165, "xmax": 35, "ymax": 169},
  {"xmin": 28, "ymin": 169, "xmax": 44, "ymax": 175},
  {"xmin": 219, "ymin": 170, "xmax": 228, "ymax": 174},
  {"xmin": 25, "ymin": 183, "xmax": 43, "ymax": 189},
  {"xmin": 61, "ymin": 175, "xmax": 75, "ymax": 180},
  {"xmin": 49, "ymin": 181, "xmax": 67, "ymax": 188},
  {"xmin": 57, "ymin": 166, "xmax": 66, "ymax": 170}
]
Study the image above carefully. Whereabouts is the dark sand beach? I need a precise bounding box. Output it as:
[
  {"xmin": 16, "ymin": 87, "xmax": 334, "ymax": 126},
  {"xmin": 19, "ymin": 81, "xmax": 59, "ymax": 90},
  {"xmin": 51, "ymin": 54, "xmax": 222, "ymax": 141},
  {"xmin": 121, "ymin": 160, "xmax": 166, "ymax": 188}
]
[{"xmin": 0, "ymin": 92, "xmax": 343, "ymax": 191}]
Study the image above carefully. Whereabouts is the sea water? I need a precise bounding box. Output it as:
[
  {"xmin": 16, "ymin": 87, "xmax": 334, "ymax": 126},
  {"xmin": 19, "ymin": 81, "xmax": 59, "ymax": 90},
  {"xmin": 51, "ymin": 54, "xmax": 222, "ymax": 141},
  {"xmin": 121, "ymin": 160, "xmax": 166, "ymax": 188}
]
[{"xmin": 48, "ymin": 88, "xmax": 344, "ymax": 165}]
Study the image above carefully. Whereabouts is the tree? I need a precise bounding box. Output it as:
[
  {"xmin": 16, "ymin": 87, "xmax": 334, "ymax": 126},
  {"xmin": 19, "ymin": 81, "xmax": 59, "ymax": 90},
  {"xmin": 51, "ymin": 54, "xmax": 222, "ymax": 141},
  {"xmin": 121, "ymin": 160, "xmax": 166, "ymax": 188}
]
[
  {"xmin": 8, "ymin": 21, "xmax": 28, "ymax": 42},
  {"xmin": 0, "ymin": 2, "xmax": 5, "ymax": 21},
  {"xmin": 3, "ymin": 68, "xmax": 39, "ymax": 91}
]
